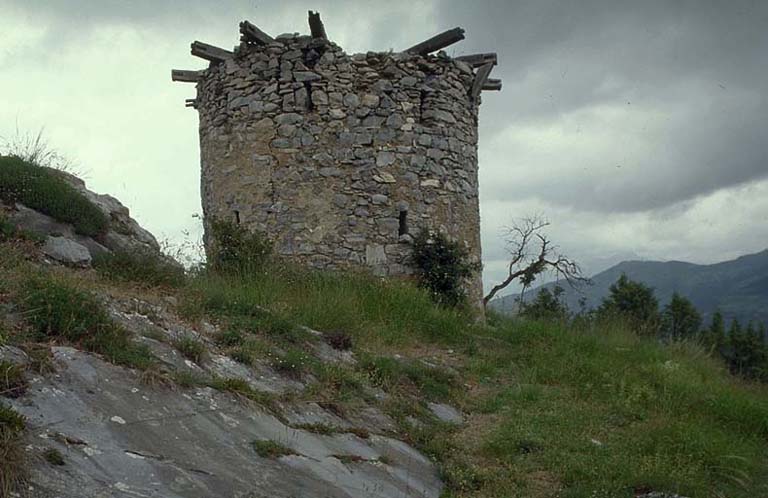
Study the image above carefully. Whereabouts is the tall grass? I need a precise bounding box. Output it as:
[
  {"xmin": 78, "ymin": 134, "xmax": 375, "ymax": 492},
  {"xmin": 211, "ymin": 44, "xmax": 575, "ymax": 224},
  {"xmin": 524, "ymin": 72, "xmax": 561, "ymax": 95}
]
[
  {"xmin": 462, "ymin": 316, "xmax": 768, "ymax": 498},
  {"xmin": 20, "ymin": 273, "xmax": 153, "ymax": 369},
  {"xmin": 93, "ymin": 248, "xmax": 186, "ymax": 288},
  {"xmin": 182, "ymin": 265, "xmax": 474, "ymax": 349},
  {"xmin": 0, "ymin": 404, "xmax": 26, "ymax": 495}
]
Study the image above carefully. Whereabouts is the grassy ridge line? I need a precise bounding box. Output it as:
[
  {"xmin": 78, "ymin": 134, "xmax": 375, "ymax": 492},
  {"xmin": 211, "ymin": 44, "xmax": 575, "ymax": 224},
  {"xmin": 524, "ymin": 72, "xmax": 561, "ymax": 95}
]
[
  {"xmin": 0, "ymin": 155, "xmax": 108, "ymax": 237},
  {"xmin": 181, "ymin": 268, "xmax": 475, "ymax": 350},
  {"xmin": 182, "ymin": 268, "xmax": 768, "ymax": 497}
]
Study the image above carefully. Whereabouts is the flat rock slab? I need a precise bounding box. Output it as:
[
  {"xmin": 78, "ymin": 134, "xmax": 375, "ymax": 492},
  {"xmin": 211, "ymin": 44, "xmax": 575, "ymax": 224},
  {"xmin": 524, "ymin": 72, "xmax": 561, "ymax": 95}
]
[
  {"xmin": 427, "ymin": 402, "xmax": 464, "ymax": 424},
  {"xmin": 10, "ymin": 347, "xmax": 442, "ymax": 498},
  {"xmin": 42, "ymin": 236, "xmax": 92, "ymax": 266}
]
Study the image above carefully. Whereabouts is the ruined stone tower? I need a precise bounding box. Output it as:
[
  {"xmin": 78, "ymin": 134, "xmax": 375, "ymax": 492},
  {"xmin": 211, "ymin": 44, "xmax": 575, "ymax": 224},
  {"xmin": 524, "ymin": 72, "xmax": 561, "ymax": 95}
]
[{"xmin": 174, "ymin": 13, "xmax": 501, "ymax": 305}]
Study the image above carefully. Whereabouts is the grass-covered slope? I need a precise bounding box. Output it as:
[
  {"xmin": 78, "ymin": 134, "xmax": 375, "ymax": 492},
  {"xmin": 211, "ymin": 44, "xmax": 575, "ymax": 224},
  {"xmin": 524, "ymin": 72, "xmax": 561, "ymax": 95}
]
[
  {"xmin": 0, "ymin": 155, "xmax": 108, "ymax": 237},
  {"xmin": 1, "ymin": 232, "xmax": 767, "ymax": 497},
  {"xmin": 179, "ymin": 267, "xmax": 768, "ymax": 497}
]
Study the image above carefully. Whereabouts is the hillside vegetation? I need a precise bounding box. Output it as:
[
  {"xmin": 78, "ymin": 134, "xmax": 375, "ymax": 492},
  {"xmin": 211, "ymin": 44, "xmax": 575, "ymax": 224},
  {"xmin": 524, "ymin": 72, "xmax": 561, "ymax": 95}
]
[
  {"xmin": 0, "ymin": 156, "xmax": 108, "ymax": 237},
  {"xmin": 493, "ymin": 251, "xmax": 768, "ymax": 326},
  {"xmin": 2, "ymin": 245, "xmax": 767, "ymax": 496},
  {"xmin": 2, "ymin": 160, "xmax": 768, "ymax": 497}
]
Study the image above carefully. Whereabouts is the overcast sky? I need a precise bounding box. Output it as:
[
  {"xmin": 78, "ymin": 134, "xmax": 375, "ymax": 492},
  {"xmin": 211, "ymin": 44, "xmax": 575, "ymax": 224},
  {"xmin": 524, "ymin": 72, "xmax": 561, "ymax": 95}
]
[{"xmin": 2, "ymin": 0, "xmax": 767, "ymax": 295}]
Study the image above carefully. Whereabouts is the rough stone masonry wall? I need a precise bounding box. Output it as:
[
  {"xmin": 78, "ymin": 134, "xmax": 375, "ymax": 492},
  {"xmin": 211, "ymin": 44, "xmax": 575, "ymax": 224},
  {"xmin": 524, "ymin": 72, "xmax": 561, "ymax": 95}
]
[{"xmin": 197, "ymin": 34, "xmax": 483, "ymax": 304}]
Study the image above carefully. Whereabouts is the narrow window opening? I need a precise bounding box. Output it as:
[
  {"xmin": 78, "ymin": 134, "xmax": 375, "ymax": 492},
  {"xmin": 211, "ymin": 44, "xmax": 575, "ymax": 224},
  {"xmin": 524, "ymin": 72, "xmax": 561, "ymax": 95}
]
[
  {"xmin": 398, "ymin": 210, "xmax": 408, "ymax": 236},
  {"xmin": 234, "ymin": 210, "xmax": 241, "ymax": 225}
]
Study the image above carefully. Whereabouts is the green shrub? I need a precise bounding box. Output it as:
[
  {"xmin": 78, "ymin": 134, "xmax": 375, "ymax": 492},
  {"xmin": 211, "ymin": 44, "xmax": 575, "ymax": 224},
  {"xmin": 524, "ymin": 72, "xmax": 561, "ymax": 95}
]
[
  {"xmin": 210, "ymin": 376, "xmax": 253, "ymax": 395},
  {"xmin": 171, "ymin": 371, "xmax": 209, "ymax": 388},
  {"xmin": 217, "ymin": 329, "xmax": 244, "ymax": 347},
  {"xmin": 359, "ymin": 354, "xmax": 457, "ymax": 400},
  {"xmin": 310, "ymin": 364, "xmax": 366, "ymax": 400},
  {"xmin": 229, "ymin": 348, "xmax": 253, "ymax": 365},
  {"xmin": 0, "ymin": 212, "xmax": 44, "ymax": 244},
  {"xmin": 292, "ymin": 423, "xmax": 338, "ymax": 435},
  {"xmin": 174, "ymin": 336, "xmax": 207, "ymax": 364},
  {"xmin": 93, "ymin": 249, "xmax": 185, "ymax": 288},
  {"xmin": 223, "ymin": 336, "xmax": 268, "ymax": 365},
  {"xmin": 251, "ymin": 439, "xmax": 295, "ymax": 459},
  {"xmin": 20, "ymin": 274, "xmax": 152, "ymax": 370},
  {"xmin": 42, "ymin": 448, "xmax": 65, "ymax": 466},
  {"xmin": 207, "ymin": 219, "xmax": 273, "ymax": 275},
  {"xmin": 0, "ymin": 403, "xmax": 26, "ymax": 495},
  {"xmin": 270, "ymin": 348, "xmax": 309, "ymax": 377},
  {"xmin": 324, "ymin": 330, "xmax": 353, "ymax": 351},
  {"xmin": 0, "ymin": 404, "xmax": 24, "ymax": 434},
  {"xmin": 411, "ymin": 229, "xmax": 480, "ymax": 308},
  {"xmin": 207, "ymin": 376, "xmax": 276, "ymax": 407},
  {"xmin": 598, "ymin": 274, "xmax": 661, "ymax": 335},
  {"xmin": 0, "ymin": 214, "xmax": 15, "ymax": 242},
  {"xmin": 0, "ymin": 156, "xmax": 108, "ymax": 237},
  {"xmin": 0, "ymin": 361, "xmax": 26, "ymax": 398}
]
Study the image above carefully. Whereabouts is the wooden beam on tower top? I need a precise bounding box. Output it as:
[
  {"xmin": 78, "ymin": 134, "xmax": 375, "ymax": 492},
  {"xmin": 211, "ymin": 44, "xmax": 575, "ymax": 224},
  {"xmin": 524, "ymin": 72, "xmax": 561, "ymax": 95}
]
[
  {"xmin": 470, "ymin": 62, "xmax": 495, "ymax": 101},
  {"xmin": 190, "ymin": 41, "xmax": 233, "ymax": 63},
  {"xmin": 308, "ymin": 11, "xmax": 328, "ymax": 39},
  {"xmin": 239, "ymin": 21, "xmax": 275, "ymax": 45},
  {"xmin": 171, "ymin": 69, "xmax": 203, "ymax": 83},
  {"xmin": 404, "ymin": 27, "xmax": 465, "ymax": 56},
  {"xmin": 455, "ymin": 52, "xmax": 497, "ymax": 68},
  {"xmin": 482, "ymin": 78, "xmax": 502, "ymax": 91}
]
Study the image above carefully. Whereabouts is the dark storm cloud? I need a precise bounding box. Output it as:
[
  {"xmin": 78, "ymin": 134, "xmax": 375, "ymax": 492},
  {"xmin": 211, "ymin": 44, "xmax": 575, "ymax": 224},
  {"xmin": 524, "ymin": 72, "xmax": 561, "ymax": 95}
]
[
  {"xmin": 433, "ymin": 0, "xmax": 768, "ymax": 213},
  {"xmin": 4, "ymin": 0, "xmax": 767, "ymax": 290}
]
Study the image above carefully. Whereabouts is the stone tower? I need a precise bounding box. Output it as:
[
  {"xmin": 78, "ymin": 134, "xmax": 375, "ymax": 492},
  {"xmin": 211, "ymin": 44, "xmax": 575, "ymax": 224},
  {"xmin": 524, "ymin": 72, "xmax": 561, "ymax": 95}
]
[{"xmin": 173, "ymin": 13, "xmax": 501, "ymax": 305}]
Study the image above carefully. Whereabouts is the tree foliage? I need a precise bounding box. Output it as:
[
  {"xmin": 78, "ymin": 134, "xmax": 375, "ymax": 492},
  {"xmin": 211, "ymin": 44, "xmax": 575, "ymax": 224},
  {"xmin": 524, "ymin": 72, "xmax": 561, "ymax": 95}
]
[
  {"xmin": 722, "ymin": 320, "xmax": 768, "ymax": 380},
  {"xmin": 520, "ymin": 286, "xmax": 569, "ymax": 321},
  {"xmin": 207, "ymin": 219, "xmax": 273, "ymax": 275},
  {"xmin": 598, "ymin": 274, "xmax": 660, "ymax": 335},
  {"xmin": 411, "ymin": 229, "xmax": 480, "ymax": 308},
  {"xmin": 660, "ymin": 292, "xmax": 702, "ymax": 340}
]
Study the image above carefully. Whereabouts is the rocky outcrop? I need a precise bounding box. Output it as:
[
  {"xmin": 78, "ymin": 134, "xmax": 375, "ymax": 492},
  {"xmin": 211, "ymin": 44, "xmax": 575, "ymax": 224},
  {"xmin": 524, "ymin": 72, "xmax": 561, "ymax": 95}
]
[
  {"xmin": 2, "ymin": 168, "xmax": 161, "ymax": 266},
  {"xmin": 41, "ymin": 236, "xmax": 92, "ymax": 266},
  {"xmin": 3, "ymin": 293, "xmax": 444, "ymax": 498}
]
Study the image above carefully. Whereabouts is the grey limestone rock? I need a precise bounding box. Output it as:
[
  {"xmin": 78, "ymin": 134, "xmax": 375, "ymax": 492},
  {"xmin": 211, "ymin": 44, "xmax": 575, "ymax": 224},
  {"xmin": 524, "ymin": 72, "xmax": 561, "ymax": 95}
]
[
  {"xmin": 427, "ymin": 403, "xmax": 464, "ymax": 425},
  {"xmin": 8, "ymin": 331, "xmax": 443, "ymax": 498},
  {"xmin": 42, "ymin": 236, "xmax": 92, "ymax": 266},
  {"xmin": 293, "ymin": 71, "xmax": 321, "ymax": 82}
]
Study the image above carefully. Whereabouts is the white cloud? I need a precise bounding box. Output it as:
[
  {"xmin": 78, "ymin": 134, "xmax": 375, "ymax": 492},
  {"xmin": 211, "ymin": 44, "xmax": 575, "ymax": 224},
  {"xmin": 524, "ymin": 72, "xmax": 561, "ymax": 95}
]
[
  {"xmin": 481, "ymin": 178, "xmax": 768, "ymax": 294},
  {"xmin": 1, "ymin": 1, "xmax": 765, "ymax": 292}
]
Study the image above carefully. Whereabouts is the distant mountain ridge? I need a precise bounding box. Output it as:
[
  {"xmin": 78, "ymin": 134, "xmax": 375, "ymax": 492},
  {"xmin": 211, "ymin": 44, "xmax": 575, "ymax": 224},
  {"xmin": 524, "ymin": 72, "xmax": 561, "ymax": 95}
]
[{"xmin": 490, "ymin": 249, "xmax": 768, "ymax": 325}]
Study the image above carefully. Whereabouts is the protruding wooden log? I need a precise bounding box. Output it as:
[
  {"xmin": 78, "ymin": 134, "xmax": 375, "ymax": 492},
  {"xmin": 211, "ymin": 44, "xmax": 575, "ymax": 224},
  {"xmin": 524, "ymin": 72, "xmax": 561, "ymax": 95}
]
[
  {"xmin": 455, "ymin": 52, "xmax": 498, "ymax": 68},
  {"xmin": 470, "ymin": 62, "xmax": 494, "ymax": 101},
  {"xmin": 185, "ymin": 99, "xmax": 198, "ymax": 108},
  {"xmin": 308, "ymin": 11, "xmax": 327, "ymax": 39},
  {"xmin": 405, "ymin": 27, "xmax": 465, "ymax": 56},
  {"xmin": 171, "ymin": 70, "xmax": 203, "ymax": 83},
  {"xmin": 191, "ymin": 41, "xmax": 233, "ymax": 63},
  {"xmin": 482, "ymin": 78, "xmax": 502, "ymax": 91},
  {"xmin": 239, "ymin": 21, "xmax": 275, "ymax": 45}
]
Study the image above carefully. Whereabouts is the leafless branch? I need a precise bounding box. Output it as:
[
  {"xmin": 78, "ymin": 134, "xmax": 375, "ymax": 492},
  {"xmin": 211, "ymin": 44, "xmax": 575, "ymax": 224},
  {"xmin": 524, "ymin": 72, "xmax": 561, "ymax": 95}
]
[{"xmin": 483, "ymin": 216, "xmax": 587, "ymax": 308}]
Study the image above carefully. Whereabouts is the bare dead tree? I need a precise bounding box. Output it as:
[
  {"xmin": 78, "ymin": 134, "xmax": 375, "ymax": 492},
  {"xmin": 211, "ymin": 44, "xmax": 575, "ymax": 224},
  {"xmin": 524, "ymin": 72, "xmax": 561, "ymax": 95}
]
[{"xmin": 483, "ymin": 216, "xmax": 586, "ymax": 308}]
